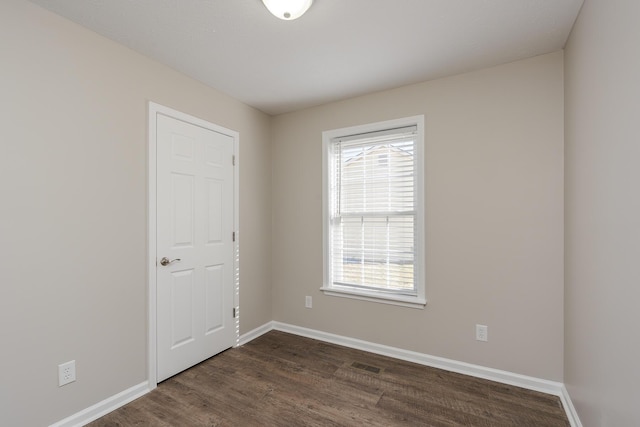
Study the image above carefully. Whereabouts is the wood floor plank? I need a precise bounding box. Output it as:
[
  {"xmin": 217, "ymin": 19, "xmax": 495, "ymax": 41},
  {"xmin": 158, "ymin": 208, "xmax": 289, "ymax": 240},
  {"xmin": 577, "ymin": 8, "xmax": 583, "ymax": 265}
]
[{"xmin": 88, "ymin": 331, "xmax": 569, "ymax": 426}]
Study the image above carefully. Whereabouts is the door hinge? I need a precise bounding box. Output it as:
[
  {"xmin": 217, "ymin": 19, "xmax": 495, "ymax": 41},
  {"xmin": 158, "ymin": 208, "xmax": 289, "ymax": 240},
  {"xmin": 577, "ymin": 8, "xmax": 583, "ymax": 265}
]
[
  {"xmin": 233, "ymin": 307, "xmax": 237, "ymax": 318},
  {"xmin": 232, "ymin": 155, "xmax": 236, "ymax": 166},
  {"xmin": 232, "ymin": 231, "xmax": 236, "ymax": 242}
]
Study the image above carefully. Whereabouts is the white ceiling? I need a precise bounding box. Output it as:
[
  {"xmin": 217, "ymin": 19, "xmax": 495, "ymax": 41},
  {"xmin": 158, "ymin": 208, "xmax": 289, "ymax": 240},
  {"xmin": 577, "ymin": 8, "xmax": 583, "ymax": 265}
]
[{"xmin": 28, "ymin": 0, "xmax": 583, "ymax": 115}]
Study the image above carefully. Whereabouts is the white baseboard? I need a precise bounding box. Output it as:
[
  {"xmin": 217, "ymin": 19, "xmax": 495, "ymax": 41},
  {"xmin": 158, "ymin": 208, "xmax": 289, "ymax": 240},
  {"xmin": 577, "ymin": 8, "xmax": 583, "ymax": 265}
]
[
  {"xmin": 560, "ymin": 384, "xmax": 583, "ymax": 427},
  {"xmin": 237, "ymin": 321, "xmax": 274, "ymax": 346},
  {"xmin": 272, "ymin": 322, "xmax": 563, "ymax": 394},
  {"xmin": 258, "ymin": 321, "xmax": 581, "ymax": 427},
  {"xmin": 49, "ymin": 381, "xmax": 150, "ymax": 427}
]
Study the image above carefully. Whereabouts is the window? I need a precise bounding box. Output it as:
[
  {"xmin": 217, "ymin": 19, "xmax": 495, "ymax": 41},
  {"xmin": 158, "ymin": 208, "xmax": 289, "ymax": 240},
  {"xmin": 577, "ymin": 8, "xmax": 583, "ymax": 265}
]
[{"xmin": 322, "ymin": 116, "xmax": 425, "ymax": 308}]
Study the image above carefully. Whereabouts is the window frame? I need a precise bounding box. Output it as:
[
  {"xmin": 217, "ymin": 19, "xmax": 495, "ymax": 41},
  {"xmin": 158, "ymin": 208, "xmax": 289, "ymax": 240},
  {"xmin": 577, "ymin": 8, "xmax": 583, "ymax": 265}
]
[{"xmin": 321, "ymin": 115, "xmax": 426, "ymax": 309}]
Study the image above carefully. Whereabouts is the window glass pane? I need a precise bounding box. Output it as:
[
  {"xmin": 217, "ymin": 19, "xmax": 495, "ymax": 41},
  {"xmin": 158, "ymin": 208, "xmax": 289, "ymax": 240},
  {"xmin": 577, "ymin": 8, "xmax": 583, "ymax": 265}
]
[
  {"xmin": 339, "ymin": 140, "xmax": 415, "ymax": 214},
  {"xmin": 330, "ymin": 129, "xmax": 416, "ymax": 294},
  {"xmin": 331, "ymin": 215, "xmax": 415, "ymax": 292}
]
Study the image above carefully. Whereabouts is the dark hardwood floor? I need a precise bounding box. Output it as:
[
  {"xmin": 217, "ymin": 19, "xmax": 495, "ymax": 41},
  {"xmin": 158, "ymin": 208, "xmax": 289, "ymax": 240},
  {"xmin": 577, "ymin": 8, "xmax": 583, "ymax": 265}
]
[{"xmin": 88, "ymin": 331, "xmax": 569, "ymax": 426}]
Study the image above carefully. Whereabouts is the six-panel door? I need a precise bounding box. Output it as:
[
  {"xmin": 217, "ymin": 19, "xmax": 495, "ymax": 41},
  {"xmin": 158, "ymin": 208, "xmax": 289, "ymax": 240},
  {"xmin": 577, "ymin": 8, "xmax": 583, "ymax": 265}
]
[{"xmin": 156, "ymin": 114, "xmax": 235, "ymax": 382}]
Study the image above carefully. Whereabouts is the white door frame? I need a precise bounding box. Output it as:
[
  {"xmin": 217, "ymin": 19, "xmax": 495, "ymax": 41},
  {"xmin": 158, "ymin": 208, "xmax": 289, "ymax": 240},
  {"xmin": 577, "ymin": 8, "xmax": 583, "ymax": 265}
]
[{"xmin": 147, "ymin": 101, "xmax": 239, "ymax": 389}]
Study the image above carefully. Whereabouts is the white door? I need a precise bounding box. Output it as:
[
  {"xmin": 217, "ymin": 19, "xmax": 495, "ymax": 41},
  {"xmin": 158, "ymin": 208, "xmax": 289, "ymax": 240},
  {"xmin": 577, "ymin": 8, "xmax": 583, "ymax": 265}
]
[{"xmin": 156, "ymin": 113, "xmax": 236, "ymax": 382}]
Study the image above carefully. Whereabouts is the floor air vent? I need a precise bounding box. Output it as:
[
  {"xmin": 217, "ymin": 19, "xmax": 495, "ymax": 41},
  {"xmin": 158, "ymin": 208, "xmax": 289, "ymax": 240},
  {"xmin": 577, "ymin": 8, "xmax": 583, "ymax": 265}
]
[{"xmin": 351, "ymin": 362, "xmax": 381, "ymax": 374}]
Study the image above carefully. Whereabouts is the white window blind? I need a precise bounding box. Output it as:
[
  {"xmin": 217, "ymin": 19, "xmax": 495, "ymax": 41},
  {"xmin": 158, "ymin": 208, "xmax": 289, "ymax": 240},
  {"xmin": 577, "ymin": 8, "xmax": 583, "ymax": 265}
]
[{"xmin": 328, "ymin": 125, "xmax": 417, "ymax": 295}]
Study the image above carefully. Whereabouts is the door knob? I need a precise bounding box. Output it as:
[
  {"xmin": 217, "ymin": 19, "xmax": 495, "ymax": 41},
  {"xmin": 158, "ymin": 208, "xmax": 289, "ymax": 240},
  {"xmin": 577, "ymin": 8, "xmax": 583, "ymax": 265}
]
[{"xmin": 160, "ymin": 257, "xmax": 181, "ymax": 266}]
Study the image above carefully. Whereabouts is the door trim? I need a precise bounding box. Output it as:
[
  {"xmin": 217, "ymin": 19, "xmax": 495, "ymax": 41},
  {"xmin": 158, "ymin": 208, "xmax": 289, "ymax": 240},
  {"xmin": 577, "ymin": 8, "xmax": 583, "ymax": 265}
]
[{"xmin": 147, "ymin": 101, "xmax": 239, "ymax": 389}]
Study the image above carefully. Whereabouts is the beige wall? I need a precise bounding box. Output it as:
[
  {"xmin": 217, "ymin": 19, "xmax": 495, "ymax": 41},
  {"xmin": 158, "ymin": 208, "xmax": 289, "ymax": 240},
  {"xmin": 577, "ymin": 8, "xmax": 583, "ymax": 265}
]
[
  {"xmin": 272, "ymin": 52, "xmax": 565, "ymax": 381},
  {"xmin": 0, "ymin": 1, "xmax": 271, "ymax": 425},
  {"xmin": 5, "ymin": 0, "xmax": 606, "ymax": 424},
  {"xmin": 565, "ymin": 0, "xmax": 640, "ymax": 425}
]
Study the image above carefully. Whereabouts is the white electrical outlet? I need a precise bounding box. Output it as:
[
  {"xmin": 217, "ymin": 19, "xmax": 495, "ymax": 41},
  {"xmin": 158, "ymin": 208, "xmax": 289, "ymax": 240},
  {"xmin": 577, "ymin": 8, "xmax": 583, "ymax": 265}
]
[
  {"xmin": 476, "ymin": 324, "xmax": 488, "ymax": 342},
  {"xmin": 58, "ymin": 360, "xmax": 76, "ymax": 386},
  {"xmin": 305, "ymin": 296, "xmax": 312, "ymax": 308}
]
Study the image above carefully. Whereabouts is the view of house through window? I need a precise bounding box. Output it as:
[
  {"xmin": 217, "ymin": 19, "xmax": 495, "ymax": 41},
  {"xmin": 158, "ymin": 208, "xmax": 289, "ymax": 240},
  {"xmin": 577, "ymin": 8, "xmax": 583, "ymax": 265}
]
[{"xmin": 322, "ymin": 116, "xmax": 425, "ymax": 307}]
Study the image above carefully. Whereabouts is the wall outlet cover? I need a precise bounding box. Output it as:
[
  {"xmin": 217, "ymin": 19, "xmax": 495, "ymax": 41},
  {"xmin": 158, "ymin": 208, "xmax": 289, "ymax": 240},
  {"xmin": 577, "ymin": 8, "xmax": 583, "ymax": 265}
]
[
  {"xmin": 476, "ymin": 324, "xmax": 488, "ymax": 342},
  {"xmin": 58, "ymin": 360, "xmax": 76, "ymax": 386}
]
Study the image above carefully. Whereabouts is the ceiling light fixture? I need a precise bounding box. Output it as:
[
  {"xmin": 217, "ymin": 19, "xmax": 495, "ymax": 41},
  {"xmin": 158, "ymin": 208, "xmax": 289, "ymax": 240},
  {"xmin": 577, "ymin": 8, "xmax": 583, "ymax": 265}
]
[{"xmin": 261, "ymin": 0, "xmax": 313, "ymax": 20}]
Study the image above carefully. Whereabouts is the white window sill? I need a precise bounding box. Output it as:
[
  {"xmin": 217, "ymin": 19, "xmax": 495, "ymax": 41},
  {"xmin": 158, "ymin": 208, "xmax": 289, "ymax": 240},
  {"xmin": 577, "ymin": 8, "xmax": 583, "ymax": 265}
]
[{"xmin": 320, "ymin": 286, "xmax": 426, "ymax": 309}]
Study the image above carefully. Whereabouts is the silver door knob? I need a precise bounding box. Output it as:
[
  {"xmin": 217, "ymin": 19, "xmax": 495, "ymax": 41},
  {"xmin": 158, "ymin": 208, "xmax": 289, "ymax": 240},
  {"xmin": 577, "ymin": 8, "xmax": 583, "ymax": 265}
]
[{"xmin": 160, "ymin": 257, "xmax": 181, "ymax": 266}]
